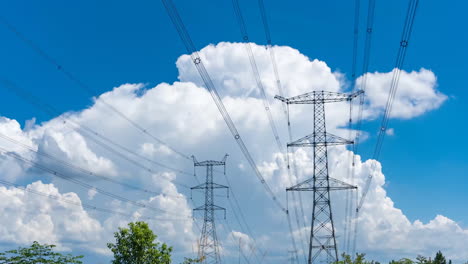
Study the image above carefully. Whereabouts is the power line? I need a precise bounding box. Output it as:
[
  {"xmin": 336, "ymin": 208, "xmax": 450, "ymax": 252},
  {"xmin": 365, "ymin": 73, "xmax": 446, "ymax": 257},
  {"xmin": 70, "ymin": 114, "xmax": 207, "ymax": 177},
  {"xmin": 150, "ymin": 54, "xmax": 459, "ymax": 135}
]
[
  {"xmin": 256, "ymin": 1, "xmax": 308, "ymax": 260},
  {"xmin": 0, "ymin": 179, "xmax": 190, "ymax": 222},
  {"xmin": 344, "ymin": 0, "xmax": 362, "ymax": 254},
  {"xmin": 77, "ymin": 125, "xmax": 193, "ymax": 178},
  {"xmin": 344, "ymin": 0, "xmax": 377, "ymax": 256},
  {"xmin": 343, "ymin": 106, "xmax": 354, "ymax": 254},
  {"xmin": 0, "ymin": 132, "xmax": 185, "ymax": 200},
  {"xmin": 231, "ymin": 0, "xmax": 285, "ymax": 157},
  {"xmin": 0, "ymin": 146, "xmax": 191, "ymax": 218},
  {"xmin": 286, "ymin": 108, "xmax": 309, "ymax": 263},
  {"xmin": 357, "ymin": 0, "xmax": 419, "ymax": 212},
  {"xmin": 220, "ymin": 216, "xmax": 254, "ymax": 264},
  {"xmin": 257, "ymin": 0, "xmax": 288, "ymax": 117},
  {"xmin": 222, "ymin": 169, "xmax": 265, "ymax": 262},
  {"xmin": 352, "ymin": 0, "xmax": 376, "ymax": 156},
  {"xmin": 225, "ymin": 198, "xmax": 261, "ymax": 264},
  {"xmin": 161, "ymin": 0, "xmax": 297, "ymax": 256},
  {"xmin": 285, "ymin": 193, "xmax": 301, "ymax": 264},
  {"xmin": 0, "ymin": 79, "xmax": 194, "ymax": 188},
  {"xmin": 286, "ymin": 191, "xmax": 307, "ymax": 264},
  {"xmin": 0, "ymin": 15, "xmax": 191, "ymax": 161},
  {"xmin": 354, "ymin": 0, "xmax": 420, "ymax": 256},
  {"xmin": 161, "ymin": 0, "xmax": 287, "ymax": 213},
  {"xmin": 350, "ymin": 0, "xmax": 362, "ymax": 81}
]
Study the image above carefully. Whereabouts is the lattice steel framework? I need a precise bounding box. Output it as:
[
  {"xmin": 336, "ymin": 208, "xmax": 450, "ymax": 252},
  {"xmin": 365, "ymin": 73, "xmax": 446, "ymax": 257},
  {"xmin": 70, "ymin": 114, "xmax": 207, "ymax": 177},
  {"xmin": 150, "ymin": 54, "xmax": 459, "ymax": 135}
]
[
  {"xmin": 191, "ymin": 155, "xmax": 229, "ymax": 264},
  {"xmin": 275, "ymin": 91, "xmax": 361, "ymax": 264}
]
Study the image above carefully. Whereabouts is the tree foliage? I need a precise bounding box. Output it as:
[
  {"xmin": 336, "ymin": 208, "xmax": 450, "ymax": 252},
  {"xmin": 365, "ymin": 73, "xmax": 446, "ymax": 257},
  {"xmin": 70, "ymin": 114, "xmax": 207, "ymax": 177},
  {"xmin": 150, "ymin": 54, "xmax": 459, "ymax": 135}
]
[
  {"xmin": 335, "ymin": 253, "xmax": 380, "ymax": 264},
  {"xmin": 433, "ymin": 251, "xmax": 447, "ymax": 264},
  {"xmin": 181, "ymin": 257, "xmax": 204, "ymax": 264},
  {"xmin": 0, "ymin": 241, "xmax": 83, "ymax": 264},
  {"xmin": 389, "ymin": 258, "xmax": 414, "ymax": 264},
  {"xmin": 337, "ymin": 251, "xmax": 456, "ymax": 264},
  {"xmin": 416, "ymin": 255, "xmax": 430, "ymax": 264},
  {"xmin": 107, "ymin": 221, "xmax": 172, "ymax": 264}
]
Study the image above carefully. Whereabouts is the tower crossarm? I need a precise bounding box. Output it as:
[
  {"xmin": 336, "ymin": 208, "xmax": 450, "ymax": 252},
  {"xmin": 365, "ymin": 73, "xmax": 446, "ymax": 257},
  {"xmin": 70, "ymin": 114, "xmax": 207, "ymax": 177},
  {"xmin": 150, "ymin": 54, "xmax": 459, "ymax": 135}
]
[
  {"xmin": 193, "ymin": 205, "xmax": 226, "ymax": 212},
  {"xmin": 191, "ymin": 183, "xmax": 229, "ymax": 190},
  {"xmin": 275, "ymin": 90, "xmax": 363, "ymax": 104},
  {"xmin": 286, "ymin": 177, "xmax": 357, "ymax": 192},
  {"xmin": 192, "ymin": 154, "xmax": 228, "ymax": 167},
  {"xmin": 191, "ymin": 182, "xmax": 229, "ymax": 199},
  {"xmin": 287, "ymin": 132, "xmax": 353, "ymax": 148},
  {"xmin": 193, "ymin": 205, "xmax": 227, "ymax": 219},
  {"xmin": 194, "ymin": 161, "xmax": 226, "ymax": 166}
]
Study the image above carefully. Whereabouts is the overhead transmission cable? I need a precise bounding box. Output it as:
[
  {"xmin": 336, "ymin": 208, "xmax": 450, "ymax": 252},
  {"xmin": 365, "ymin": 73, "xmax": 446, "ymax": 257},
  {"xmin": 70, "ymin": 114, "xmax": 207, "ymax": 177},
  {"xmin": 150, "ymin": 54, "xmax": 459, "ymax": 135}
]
[
  {"xmin": 0, "ymin": 15, "xmax": 191, "ymax": 161},
  {"xmin": 0, "ymin": 146, "xmax": 192, "ymax": 218},
  {"xmin": 352, "ymin": 0, "xmax": 377, "ymax": 156},
  {"xmin": 0, "ymin": 179, "xmax": 189, "ymax": 222},
  {"xmin": 218, "ymin": 216, "xmax": 253, "ymax": 264},
  {"xmin": 339, "ymin": 0, "xmax": 377, "ymax": 256},
  {"xmin": 353, "ymin": 0, "xmax": 420, "ymax": 256},
  {"xmin": 286, "ymin": 190, "xmax": 307, "ymax": 264},
  {"xmin": 285, "ymin": 192, "xmax": 301, "ymax": 264},
  {"xmin": 349, "ymin": 0, "xmax": 377, "ymax": 255},
  {"xmin": 257, "ymin": 0, "xmax": 287, "ymax": 117},
  {"xmin": 0, "ymin": 15, "xmax": 202, "ymax": 183},
  {"xmin": 0, "ymin": 132, "xmax": 185, "ymax": 200},
  {"xmin": 256, "ymin": 1, "xmax": 306, "ymax": 261},
  {"xmin": 230, "ymin": 1, "xmax": 304, "ymax": 261},
  {"xmin": 161, "ymin": 3, "xmax": 298, "ymax": 262},
  {"xmin": 222, "ymin": 171, "xmax": 265, "ymax": 262},
  {"xmin": 0, "ymin": 79, "xmax": 194, "ymax": 189},
  {"xmin": 286, "ymin": 108, "xmax": 309, "ymax": 264},
  {"xmin": 356, "ymin": 0, "xmax": 419, "ymax": 215},
  {"xmin": 257, "ymin": 0, "xmax": 308, "ymax": 237},
  {"xmin": 343, "ymin": 0, "xmax": 362, "ymax": 254},
  {"xmin": 230, "ymin": 0, "xmax": 285, "ymax": 156},
  {"xmin": 161, "ymin": 0, "xmax": 287, "ymax": 213}
]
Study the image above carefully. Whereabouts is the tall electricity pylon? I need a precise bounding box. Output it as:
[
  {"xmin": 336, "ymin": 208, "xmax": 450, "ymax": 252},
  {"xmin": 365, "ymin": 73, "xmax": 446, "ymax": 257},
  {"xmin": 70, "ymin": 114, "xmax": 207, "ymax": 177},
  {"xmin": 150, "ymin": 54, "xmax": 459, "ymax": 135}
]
[
  {"xmin": 276, "ymin": 91, "xmax": 361, "ymax": 264},
  {"xmin": 191, "ymin": 155, "xmax": 229, "ymax": 264}
]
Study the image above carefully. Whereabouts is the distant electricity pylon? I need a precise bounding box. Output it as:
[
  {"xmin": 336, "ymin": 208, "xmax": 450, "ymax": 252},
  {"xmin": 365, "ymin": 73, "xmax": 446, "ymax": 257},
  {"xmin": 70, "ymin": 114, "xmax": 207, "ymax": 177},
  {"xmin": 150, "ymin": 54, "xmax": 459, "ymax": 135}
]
[
  {"xmin": 276, "ymin": 91, "xmax": 360, "ymax": 264},
  {"xmin": 191, "ymin": 155, "xmax": 229, "ymax": 264}
]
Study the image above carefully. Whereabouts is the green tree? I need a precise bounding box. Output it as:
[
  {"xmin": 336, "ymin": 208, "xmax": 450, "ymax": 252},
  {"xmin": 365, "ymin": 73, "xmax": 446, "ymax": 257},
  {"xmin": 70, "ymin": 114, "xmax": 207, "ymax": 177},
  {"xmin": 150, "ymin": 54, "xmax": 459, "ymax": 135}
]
[
  {"xmin": 335, "ymin": 253, "xmax": 379, "ymax": 264},
  {"xmin": 181, "ymin": 257, "xmax": 203, "ymax": 264},
  {"xmin": 0, "ymin": 241, "xmax": 83, "ymax": 264},
  {"xmin": 416, "ymin": 255, "xmax": 431, "ymax": 264},
  {"xmin": 433, "ymin": 251, "xmax": 446, "ymax": 264},
  {"xmin": 389, "ymin": 258, "xmax": 414, "ymax": 264},
  {"xmin": 107, "ymin": 221, "xmax": 172, "ymax": 264}
]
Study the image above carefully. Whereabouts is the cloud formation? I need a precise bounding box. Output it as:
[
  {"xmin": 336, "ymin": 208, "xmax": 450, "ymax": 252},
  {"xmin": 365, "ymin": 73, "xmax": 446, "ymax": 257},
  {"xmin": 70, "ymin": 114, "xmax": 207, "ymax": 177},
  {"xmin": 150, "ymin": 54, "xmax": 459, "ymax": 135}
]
[
  {"xmin": 0, "ymin": 181, "xmax": 101, "ymax": 248},
  {"xmin": 0, "ymin": 42, "xmax": 459, "ymax": 262},
  {"xmin": 359, "ymin": 68, "xmax": 447, "ymax": 119}
]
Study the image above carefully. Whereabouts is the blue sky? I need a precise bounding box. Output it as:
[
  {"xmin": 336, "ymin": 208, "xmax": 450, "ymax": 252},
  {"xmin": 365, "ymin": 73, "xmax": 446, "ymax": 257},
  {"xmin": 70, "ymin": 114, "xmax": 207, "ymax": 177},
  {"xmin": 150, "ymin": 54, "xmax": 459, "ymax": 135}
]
[{"xmin": 0, "ymin": 0, "xmax": 467, "ymax": 263}]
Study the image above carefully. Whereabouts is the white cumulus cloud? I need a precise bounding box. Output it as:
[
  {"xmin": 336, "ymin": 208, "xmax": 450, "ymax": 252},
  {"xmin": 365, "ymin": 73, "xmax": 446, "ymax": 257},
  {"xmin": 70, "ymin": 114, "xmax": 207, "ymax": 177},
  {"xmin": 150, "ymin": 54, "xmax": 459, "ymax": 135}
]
[{"xmin": 0, "ymin": 42, "xmax": 458, "ymax": 263}]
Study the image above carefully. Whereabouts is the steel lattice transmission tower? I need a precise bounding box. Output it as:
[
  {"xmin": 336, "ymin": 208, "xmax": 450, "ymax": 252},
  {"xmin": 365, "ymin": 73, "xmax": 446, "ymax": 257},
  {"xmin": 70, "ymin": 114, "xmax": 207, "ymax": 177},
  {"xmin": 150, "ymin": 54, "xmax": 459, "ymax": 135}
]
[
  {"xmin": 275, "ymin": 91, "xmax": 361, "ymax": 264},
  {"xmin": 191, "ymin": 155, "xmax": 229, "ymax": 264}
]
